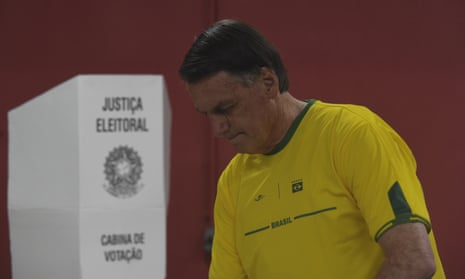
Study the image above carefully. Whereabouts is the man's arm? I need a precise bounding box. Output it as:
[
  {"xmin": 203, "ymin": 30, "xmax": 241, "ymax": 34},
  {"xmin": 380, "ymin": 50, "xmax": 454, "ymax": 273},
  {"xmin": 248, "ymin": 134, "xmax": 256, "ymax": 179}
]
[{"xmin": 377, "ymin": 222, "xmax": 436, "ymax": 279}]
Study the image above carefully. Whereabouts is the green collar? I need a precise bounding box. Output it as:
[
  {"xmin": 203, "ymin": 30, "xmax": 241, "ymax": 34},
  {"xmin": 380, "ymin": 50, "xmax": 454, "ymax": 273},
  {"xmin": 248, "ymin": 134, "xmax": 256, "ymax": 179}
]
[{"xmin": 265, "ymin": 99, "xmax": 316, "ymax": 155}]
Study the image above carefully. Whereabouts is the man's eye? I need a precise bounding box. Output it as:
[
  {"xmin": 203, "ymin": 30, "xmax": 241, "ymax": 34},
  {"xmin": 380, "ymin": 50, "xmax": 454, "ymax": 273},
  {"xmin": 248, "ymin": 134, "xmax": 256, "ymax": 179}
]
[
  {"xmin": 221, "ymin": 106, "xmax": 233, "ymax": 113},
  {"xmin": 216, "ymin": 104, "xmax": 235, "ymax": 115}
]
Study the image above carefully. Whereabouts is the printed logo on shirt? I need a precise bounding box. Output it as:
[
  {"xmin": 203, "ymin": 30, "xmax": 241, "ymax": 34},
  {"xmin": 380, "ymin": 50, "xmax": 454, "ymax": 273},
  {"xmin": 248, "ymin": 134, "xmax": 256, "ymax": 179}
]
[
  {"xmin": 292, "ymin": 179, "xmax": 303, "ymax": 193},
  {"xmin": 271, "ymin": 216, "xmax": 293, "ymax": 229}
]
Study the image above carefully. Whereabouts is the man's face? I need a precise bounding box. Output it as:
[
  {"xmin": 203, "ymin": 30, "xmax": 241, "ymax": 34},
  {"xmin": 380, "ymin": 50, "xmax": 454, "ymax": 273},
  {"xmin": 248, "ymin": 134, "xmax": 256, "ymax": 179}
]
[{"xmin": 187, "ymin": 71, "xmax": 278, "ymax": 154}]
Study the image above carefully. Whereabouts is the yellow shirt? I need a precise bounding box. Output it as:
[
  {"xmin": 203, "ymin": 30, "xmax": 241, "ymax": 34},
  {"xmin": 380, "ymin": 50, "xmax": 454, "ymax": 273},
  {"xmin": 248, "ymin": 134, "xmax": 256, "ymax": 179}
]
[{"xmin": 209, "ymin": 100, "xmax": 445, "ymax": 279}]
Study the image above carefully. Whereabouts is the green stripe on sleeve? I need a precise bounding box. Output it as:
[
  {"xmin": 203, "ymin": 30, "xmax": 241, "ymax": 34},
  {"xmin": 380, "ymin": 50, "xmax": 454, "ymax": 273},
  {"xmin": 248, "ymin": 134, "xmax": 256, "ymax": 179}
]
[
  {"xmin": 374, "ymin": 181, "xmax": 432, "ymax": 241},
  {"xmin": 388, "ymin": 181, "xmax": 412, "ymax": 217}
]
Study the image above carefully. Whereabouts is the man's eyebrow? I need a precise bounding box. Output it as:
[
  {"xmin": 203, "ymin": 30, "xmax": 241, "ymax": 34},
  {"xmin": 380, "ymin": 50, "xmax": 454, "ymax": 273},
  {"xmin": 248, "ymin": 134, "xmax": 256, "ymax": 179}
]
[
  {"xmin": 195, "ymin": 107, "xmax": 207, "ymax": 114},
  {"xmin": 196, "ymin": 100, "xmax": 235, "ymax": 115}
]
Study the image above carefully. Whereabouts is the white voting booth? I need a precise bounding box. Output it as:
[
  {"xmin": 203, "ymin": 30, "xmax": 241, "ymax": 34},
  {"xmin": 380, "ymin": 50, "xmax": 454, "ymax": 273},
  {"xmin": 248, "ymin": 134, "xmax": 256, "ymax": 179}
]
[{"xmin": 8, "ymin": 75, "xmax": 171, "ymax": 279}]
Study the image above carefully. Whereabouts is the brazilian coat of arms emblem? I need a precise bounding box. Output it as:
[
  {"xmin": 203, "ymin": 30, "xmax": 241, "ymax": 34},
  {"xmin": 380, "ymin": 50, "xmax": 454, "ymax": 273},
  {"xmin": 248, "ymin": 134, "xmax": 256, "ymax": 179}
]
[{"xmin": 103, "ymin": 145, "xmax": 143, "ymax": 198}]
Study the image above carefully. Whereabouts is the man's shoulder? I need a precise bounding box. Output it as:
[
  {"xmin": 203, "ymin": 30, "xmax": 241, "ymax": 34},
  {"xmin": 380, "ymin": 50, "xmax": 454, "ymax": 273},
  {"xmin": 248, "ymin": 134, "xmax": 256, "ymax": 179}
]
[
  {"xmin": 312, "ymin": 100, "xmax": 373, "ymax": 117},
  {"xmin": 309, "ymin": 100, "xmax": 381, "ymax": 128}
]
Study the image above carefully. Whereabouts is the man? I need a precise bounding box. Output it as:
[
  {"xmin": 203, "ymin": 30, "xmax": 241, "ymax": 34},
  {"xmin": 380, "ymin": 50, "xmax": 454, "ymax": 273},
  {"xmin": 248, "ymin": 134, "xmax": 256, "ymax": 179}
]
[{"xmin": 179, "ymin": 19, "xmax": 445, "ymax": 278}]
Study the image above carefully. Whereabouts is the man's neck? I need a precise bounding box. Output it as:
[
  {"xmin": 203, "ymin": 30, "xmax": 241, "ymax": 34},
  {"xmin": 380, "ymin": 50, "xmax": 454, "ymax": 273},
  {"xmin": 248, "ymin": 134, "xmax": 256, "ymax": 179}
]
[{"xmin": 263, "ymin": 92, "xmax": 307, "ymax": 153}]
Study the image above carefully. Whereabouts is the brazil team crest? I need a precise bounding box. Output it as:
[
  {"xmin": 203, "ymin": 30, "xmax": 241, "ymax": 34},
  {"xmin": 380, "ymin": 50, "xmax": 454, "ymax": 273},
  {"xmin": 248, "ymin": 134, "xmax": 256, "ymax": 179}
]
[{"xmin": 103, "ymin": 145, "xmax": 144, "ymax": 198}]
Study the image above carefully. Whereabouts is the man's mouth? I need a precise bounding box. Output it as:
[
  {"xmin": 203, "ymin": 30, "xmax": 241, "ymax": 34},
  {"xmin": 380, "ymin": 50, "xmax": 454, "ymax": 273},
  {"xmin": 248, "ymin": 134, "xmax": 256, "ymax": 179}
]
[{"xmin": 226, "ymin": 132, "xmax": 242, "ymax": 141}]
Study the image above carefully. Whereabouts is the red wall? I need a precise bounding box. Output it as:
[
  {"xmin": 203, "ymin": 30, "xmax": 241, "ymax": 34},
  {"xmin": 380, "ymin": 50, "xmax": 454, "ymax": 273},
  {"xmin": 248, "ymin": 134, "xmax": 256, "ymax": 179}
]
[{"xmin": 1, "ymin": 1, "xmax": 464, "ymax": 278}]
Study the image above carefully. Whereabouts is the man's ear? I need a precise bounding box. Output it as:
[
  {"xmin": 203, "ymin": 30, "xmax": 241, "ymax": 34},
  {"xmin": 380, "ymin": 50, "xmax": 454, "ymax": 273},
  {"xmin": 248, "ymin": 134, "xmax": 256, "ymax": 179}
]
[{"xmin": 260, "ymin": 67, "xmax": 279, "ymax": 97}]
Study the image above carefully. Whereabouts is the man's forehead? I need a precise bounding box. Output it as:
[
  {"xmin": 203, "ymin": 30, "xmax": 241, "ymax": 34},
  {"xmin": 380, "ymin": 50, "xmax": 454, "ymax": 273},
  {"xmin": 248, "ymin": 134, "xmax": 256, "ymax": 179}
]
[
  {"xmin": 194, "ymin": 95, "xmax": 237, "ymax": 114},
  {"xmin": 188, "ymin": 72, "xmax": 241, "ymax": 111},
  {"xmin": 189, "ymin": 71, "xmax": 239, "ymax": 90}
]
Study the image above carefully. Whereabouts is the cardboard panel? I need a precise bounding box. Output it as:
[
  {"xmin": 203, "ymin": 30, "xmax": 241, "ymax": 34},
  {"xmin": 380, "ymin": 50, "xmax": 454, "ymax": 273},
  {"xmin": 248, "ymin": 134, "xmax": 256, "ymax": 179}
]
[
  {"xmin": 77, "ymin": 75, "xmax": 170, "ymax": 209},
  {"xmin": 9, "ymin": 209, "xmax": 81, "ymax": 279},
  {"xmin": 80, "ymin": 208, "xmax": 166, "ymax": 279},
  {"xmin": 8, "ymin": 75, "xmax": 170, "ymax": 279}
]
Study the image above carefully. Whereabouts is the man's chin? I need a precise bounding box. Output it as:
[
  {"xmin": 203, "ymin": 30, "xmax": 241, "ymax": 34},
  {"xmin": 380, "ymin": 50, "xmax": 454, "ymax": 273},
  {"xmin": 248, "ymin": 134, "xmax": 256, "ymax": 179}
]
[
  {"xmin": 231, "ymin": 143, "xmax": 262, "ymax": 154},
  {"xmin": 226, "ymin": 136, "xmax": 263, "ymax": 154},
  {"xmin": 230, "ymin": 142, "xmax": 247, "ymax": 154}
]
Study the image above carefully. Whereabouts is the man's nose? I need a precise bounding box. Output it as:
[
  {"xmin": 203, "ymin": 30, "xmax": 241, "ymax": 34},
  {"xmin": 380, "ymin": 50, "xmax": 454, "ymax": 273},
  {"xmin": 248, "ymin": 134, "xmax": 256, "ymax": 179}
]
[{"xmin": 208, "ymin": 114, "xmax": 229, "ymax": 137}]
